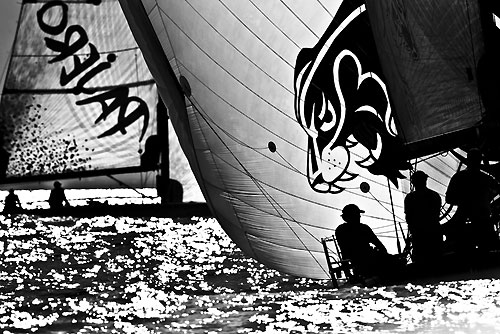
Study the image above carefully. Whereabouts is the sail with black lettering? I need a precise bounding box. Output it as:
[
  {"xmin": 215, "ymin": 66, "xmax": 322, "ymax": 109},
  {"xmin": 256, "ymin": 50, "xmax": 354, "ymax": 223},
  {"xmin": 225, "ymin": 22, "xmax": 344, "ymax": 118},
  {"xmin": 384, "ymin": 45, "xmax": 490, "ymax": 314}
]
[
  {"xmin": 118, "ymin": 0, "xmax": 500, "ymax": 279},
  {"xmin": 0, "ymin": 0, "xmax": 159, "ymax": 185}
]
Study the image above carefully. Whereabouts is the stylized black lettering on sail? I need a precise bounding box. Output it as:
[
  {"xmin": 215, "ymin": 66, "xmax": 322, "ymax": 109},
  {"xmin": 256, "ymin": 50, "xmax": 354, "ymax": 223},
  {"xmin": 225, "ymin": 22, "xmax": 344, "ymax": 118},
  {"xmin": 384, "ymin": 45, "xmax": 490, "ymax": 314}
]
[{"xmin": 294, "ymin": 0, "xmax": 409, "ymax": 194}]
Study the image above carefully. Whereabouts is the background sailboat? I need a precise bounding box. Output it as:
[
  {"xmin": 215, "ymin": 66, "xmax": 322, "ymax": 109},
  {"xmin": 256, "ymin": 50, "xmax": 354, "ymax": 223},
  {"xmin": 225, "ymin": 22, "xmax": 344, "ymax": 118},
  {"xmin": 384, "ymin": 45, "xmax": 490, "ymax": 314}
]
[
  {"xmin": 0, "ymin": 0, "xmax": 204, "ymax": 210},
  {"xmin": 116, "ymin": 0, "xmax": 499, "ymax": 280}
]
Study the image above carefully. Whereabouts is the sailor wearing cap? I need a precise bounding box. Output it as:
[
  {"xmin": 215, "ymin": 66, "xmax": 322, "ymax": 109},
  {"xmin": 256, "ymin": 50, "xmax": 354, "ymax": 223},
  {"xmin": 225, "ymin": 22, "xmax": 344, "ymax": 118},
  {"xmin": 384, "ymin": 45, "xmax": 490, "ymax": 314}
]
[{"xmin": 335, "ymin": 204, "xmax": 391, "ymax": 278}]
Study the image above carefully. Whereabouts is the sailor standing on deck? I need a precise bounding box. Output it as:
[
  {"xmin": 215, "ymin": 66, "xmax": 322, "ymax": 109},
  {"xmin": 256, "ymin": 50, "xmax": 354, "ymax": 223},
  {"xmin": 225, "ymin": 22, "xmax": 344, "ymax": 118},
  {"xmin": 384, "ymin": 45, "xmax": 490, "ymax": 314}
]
[
  {"xmin": 404, "ymin": 171, "xmax": 443, "ymax": 264},
  {"xmin": 445, "ymin": 149, "xmax": 500, "ymax": 251}
]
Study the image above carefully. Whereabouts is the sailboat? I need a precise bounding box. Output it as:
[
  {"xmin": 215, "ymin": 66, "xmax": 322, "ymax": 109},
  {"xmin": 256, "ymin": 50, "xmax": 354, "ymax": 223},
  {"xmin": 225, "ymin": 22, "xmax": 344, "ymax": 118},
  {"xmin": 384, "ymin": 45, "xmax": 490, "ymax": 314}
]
[
  {"xmin": 0, "ymin": 0, "xmax": 209, "ymax": 218},
  {"xmin": 116, "ymin": 0, "xmax": 500, "ymax": 285}
]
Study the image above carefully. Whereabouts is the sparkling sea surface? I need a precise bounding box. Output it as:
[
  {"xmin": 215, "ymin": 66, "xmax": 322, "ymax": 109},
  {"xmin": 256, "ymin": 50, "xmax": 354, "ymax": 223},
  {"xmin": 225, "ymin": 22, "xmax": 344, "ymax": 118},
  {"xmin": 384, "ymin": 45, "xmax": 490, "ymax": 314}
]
[{"xmin": 2, "ymin": 214, "xmax": 500, "ymax": 333}]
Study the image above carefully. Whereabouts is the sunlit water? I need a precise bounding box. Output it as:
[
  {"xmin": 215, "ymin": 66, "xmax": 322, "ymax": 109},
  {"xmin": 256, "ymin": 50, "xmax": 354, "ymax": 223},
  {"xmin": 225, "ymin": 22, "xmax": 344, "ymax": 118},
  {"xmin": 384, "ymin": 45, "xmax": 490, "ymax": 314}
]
[{"xmin": 1, "ymin": 214, "xmax": 500, "ymax": 333}]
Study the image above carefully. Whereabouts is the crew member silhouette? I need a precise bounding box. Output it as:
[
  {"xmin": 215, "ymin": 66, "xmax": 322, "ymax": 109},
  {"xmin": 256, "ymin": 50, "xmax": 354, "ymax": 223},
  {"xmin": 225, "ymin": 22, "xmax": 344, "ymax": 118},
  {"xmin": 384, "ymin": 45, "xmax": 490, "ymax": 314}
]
[
  {"xmin": 445, "ymin": 148, "xmax": 499, "ymax": 251},
  {"xmin": 3, "ymin": 189, "xmax": 22, "ymax": 214},
  {"xmin": 335, "ymin": 204, "xmax": 392, "ymax": 278},
  {"xmin": 404, "ymin": 171, "xmax": 443, "ymax": 264},
  {"xmin": 49, "ymin": 181, "xmax": 70, "ymax": 209}
]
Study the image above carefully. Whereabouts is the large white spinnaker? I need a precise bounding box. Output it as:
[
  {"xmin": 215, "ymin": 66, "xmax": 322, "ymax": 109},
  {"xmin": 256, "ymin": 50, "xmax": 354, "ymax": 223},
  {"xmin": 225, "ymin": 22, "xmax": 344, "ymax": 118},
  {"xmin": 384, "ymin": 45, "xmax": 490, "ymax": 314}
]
[{"xmin": 119, "ymin": 0, "xmax": 462, "ymax": 279}]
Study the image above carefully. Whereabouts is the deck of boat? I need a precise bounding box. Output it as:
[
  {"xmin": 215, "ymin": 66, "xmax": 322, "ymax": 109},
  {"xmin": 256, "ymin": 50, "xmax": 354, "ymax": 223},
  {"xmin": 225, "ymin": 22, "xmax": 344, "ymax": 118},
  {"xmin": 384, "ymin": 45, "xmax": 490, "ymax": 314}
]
[{"xmin": 2, "ymin": 202, "xmax": 212, "ymax": 219}]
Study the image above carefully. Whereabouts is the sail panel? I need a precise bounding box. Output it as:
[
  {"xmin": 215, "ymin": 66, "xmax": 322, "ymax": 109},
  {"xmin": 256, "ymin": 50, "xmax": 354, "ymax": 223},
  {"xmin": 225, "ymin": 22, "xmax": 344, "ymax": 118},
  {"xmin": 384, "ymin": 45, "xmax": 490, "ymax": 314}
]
[
  {"xmin": 121, "ymin": 0, "xmax": 463, "ymax": 279},
  {"xmin": 366, "ymin": 0, "xmax": 484, "ymax": 155},
  {"xmin": 0, "ymin": 0, "xmax": 157, "ymax": 182}
]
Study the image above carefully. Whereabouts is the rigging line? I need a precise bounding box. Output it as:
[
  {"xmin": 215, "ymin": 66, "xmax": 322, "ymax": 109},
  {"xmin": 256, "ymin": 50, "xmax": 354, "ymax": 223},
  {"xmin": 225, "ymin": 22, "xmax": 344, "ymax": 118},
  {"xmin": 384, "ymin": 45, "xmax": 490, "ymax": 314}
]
[
  {"xmin": 179, "ymin": 103, "xmax": 231, "ymax": 233},
  {"xmin": 184, "ymin": 97, "xmax": 309, "ymax": 178},
  {"xmin": 276, "ymin": 151, "xmax": 302, "ymax": 175},
  {"xmin": 180, "ymin": 62, "xmax": 409, "ymax": 196},
  {"xmin": 205, "ymin": 139, "xmax": 405, "ymax": 214},
  {"xmin": 106, "ymin": 174, "xmax": 155, "ymax": 199},
  {"xmin": 428, "ymin": 154, "xmax": 458, "ymax": 174},
  {"xmin": 156, "ymin": 5, "xmax": 297, "ymax": 124},
  {"xmin": 217, "ymin": 0, "xmax": 298, "ymax": 68},
  {"xmin": 187, "ymin": 100, "xmax": 334, "ymax": 268},
  {"xmin": 207, "ymin": 178, "xmax": 336, "ymax": 232},
  {"xmin": 187, "ymin": 92, "xmax": 408, "ymax": 209},
  {"xmin": 413, "ymin": 153, "xmax": 459, "ymax": 180},
  {"xmin": 197, "ymin": 145, "xmax": 400, "ymax": 227},
  {"xmin": 175, "ymin": 63, "xmax": 299, "ymax": 149},
  {"xmin": 155, "ymin": 2, "xmax": 183, "ymax": 87},
  {"xmin": 315, "ymin": 0, "xmax": 335, "ymax": 18},
  {"xmin": 247, "ymin": 0, "xmax": 300, "ymax": 49},
  {"xmin": 277, "ymin": 0, "xmax": 320, "ymax": 39},
  {"xmin": 245, "ymin": 230, "xmax": 335, "ymax": 255},
  {"xmin": 371, "ymin": 223, "xmax": 402, "ymax": 231},
  {"xmin": 188, "ymin": 102, "xmax": 330, "ymax": 276},
  {"xmin": 367, "ymin": 188, "xmax": 405, "ymax": 222},
  {"xmin": 419, "ymin": 159, "xmax": 458, "ymax": 187},
  {"xmin": 409, "ymin": 165, "xmax": 450, "ymax": 190},
  {"xmin": 184, "ymin": 0, "xmax": 294, "ymax": 96},
  {"xmin": 388, "ymin": 177, "xmax": 401, "ymax": 254},
  {"xmin": 158, "ymin": 1, "xmax": 358, "ymax": 137},
  {"xmin": 414, "ymin": 150, "xmax": 450, "ymax": 164},
  {"xmin": 245, "ymin": 184, "xmax": 332, "ymax": 276}
]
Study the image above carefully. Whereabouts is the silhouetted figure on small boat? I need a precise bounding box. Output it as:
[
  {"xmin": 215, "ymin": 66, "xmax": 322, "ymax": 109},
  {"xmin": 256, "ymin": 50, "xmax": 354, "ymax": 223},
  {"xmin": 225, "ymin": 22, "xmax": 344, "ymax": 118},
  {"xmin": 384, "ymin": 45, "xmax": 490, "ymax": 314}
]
[
  {"xmin": 156, "ymin": 175, "xmax": 183, "ymax": 204},
  {"xmin": 0, "ymin": 137, "xmax": 9, "ymax": 182},
  {"xmin": 335, "ymin": 204, "xmax": 397, "ymax": 279},
  {"xmin": 445, "ymin": 149, "xmax": 500, "ymax": 252},
  {"xmin": 404, "ymin": 171, "xmax": 443, "ymax": 264},
  {"xmin": 3, "ymin": 189, "xmax": 22, "ymax": 214},
  {"xmin": 49, "ymin": 181, "xmax": 70, "ymax": 210}
]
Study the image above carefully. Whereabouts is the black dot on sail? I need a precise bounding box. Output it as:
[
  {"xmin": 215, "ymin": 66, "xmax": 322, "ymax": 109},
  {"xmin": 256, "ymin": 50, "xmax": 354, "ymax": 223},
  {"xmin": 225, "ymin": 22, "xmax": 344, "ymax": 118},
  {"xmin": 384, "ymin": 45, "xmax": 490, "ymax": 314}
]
[
  {"xmin": 107, "ymin": 53, "xmax": 117, "ymax": 62},
  {"xmin": 268, "ymin": 141, "xmax": 276, "ymax": 153},
  {"xmin": 360, "ymin": 182, "xmax": 370, "ymax": 193}
]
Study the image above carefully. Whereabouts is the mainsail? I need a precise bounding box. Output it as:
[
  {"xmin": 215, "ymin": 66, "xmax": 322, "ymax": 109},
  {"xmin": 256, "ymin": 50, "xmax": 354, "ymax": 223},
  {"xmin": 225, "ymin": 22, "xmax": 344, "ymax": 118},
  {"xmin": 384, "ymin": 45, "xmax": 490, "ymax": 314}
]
[
  {"xmin": 0, "ymin": 0, "xmax": 157, "ymax": 184},
  {"xmin": 118, "ymin": 0, "xmax": 481, "ymax": 279},
  {"xmin": 365, "ymin": 0, "xmax": 487, "ymax": 158}
]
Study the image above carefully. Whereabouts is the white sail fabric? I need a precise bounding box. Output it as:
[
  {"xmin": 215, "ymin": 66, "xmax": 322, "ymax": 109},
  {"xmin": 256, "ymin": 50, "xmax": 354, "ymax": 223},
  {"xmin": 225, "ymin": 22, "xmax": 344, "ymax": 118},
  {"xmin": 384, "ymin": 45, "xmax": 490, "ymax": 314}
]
[
  {"xmin": 365, "ymin": 0, "xmax": 484, "ymax": 153},
  {"xmin": 120, "ymin": 0, "xmax": 462, "ymax": 279},
  {"xmin": 0, "ymin": 0, "xmax": 157, "ymax": 181}
]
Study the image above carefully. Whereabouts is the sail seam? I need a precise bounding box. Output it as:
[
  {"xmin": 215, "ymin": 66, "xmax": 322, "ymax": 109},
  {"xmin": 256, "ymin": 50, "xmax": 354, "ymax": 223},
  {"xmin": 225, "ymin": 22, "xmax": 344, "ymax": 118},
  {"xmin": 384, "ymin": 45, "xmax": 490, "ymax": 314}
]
[{"xmin": 186, "ymin": 95, "xmax": 330, "ymax": 276}]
